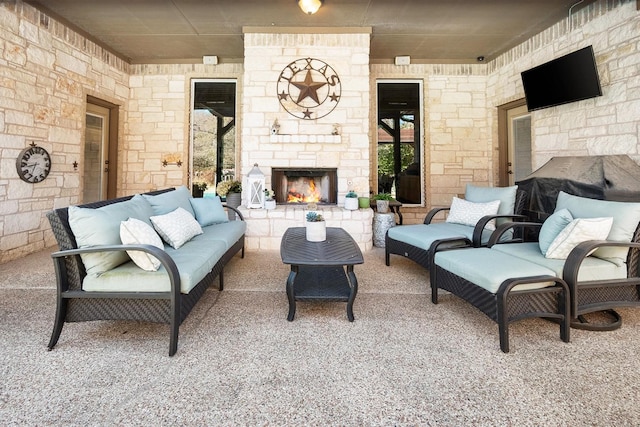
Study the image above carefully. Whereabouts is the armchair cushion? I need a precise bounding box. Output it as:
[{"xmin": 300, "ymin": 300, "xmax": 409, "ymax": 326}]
[
  {"xmin": 545, "ymin": 217, "xmax": 613, "ymax": 259},
  {"xmin": 446, "ymin": 197, "xmax": 500, "ymax": 230},
  {"xmin": 538, "ymin": 208, "xmax": 574, "ymax": 255},
  {"xmin": 491, "ymin": 242, "xmax": 627, "ymax": 281},
  {"xmin": 387, "ymin": 222, "xmax": 493, "ymax": 251},
  {"xmin": 555, "ymin": 192, "xmax": 640, "ymax": 265},
  {"xmin": 465, "ymin": 184, "xmax": 518, "ymax": 226}
]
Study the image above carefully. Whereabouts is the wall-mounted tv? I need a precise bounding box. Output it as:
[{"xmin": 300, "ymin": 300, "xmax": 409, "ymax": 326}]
[{"xmin": 521, "ymin": 45, "xmax": 602, "ymax": 112}]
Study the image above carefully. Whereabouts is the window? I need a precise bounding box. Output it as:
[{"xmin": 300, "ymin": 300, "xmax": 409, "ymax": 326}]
[
  {"xmin": 377, "ymin": 81, "xmax": 423, "ymax": 204},
  {"xmin": 190, "ymin": 80, "xmax": 237, "ymax": 196}
]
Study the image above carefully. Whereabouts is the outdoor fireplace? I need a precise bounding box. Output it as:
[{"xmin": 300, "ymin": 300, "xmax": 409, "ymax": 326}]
[{"xmin": 272, "ymin": 168, "xmax": 338, "ymax": 204}]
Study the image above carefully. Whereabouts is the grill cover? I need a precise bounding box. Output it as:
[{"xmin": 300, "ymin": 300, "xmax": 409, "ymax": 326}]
[{"xmin": 516, "ymin": 155, "xmax": 640, "ymax": 218}]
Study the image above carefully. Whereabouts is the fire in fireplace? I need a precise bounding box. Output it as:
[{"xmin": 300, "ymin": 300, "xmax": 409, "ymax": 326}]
[{"xmin": 272, "ymin": 168, "xmax": 338, "ymax": 204}]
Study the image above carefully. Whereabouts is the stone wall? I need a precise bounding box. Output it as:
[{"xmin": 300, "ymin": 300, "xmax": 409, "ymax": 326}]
[
  {"xmin": 0, "ymin": 0, "xmax": 637, "ymax": 262},
  {"xmin": 0, "ymin": 1, "xmax": 130, "ymax": 262},
  {"xmin": 240, "ymin": 30, "xmax": 372, "ymax": 203},
  {"xmin": 370, "ymin": 65, "xmax": 490, "ymax": 224},
  {"xmin": 487, "ymin": 0, "xmax": 640, "ymax": 170},
  {"xmin": 124, "ymin": 63, "xmax": 244, "ymax": 196}
]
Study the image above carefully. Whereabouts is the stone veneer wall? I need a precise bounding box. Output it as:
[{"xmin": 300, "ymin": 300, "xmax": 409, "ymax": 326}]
[
  {"xmin": 240, "ymin": 30, "xmax": 371, "ymax": 200},
  {"xmin": 124, "ymin": 63, "xmax": 244, "ymax": 196},
  {"xmin": 0, "ymin": 1, "xmax": 131, "ymax": 262},
  {"xmin": 0, "ymin": 0, "xmax": 637, "ymax": 262},
  {"xmin": 239, "ymin": 30, "xmax": 373, "ymax": 250},
  {"xmin": 370, "ymin": 65, "xmax": 490, "ymax": 224},
  {"xmin": 487, "ymin": 0, "xmax": 640, "ymax": 170}
]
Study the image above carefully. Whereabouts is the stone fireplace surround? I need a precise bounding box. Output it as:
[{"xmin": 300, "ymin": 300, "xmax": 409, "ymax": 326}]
[
  {"xmin": 238, "ymin": 205, "xmax": 373, "ymax": 252},
  {"xmin": 239, "ymin": 30, "xmax": 372, "ymax": 251}
]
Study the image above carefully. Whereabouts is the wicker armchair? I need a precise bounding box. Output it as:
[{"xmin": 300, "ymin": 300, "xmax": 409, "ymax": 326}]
[{"xmin": 385, "ymin": 187, "xmax": 527, "ymax": 270}]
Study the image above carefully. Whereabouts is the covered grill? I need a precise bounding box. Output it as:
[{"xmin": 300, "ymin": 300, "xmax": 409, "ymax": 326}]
[{"xmin": 516, "ymin": 155, "xmax": 640, "ymax": 221}]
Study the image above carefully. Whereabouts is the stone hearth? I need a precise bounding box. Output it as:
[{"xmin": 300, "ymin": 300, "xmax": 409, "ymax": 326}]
[{"xmin": 238, "ymin": 205, "xmax": 373, "ymax": 251}]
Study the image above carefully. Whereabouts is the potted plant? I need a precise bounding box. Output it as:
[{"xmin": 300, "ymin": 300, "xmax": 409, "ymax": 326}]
[
  {"xmin": 264, "ymin": 189, "xmax": 276, "ymax": 210},
  {"xmin": 216, "ymin": 180, "xmax": 242, "ymax": 203},
  {"xmin": 358, "ymin": 195, "xmax": 370, "ymax": 209},
  {"xmin": 192, "ymin": 181, "xmax": 208, "ymax": 198},
  {"xmin": 344, "ymin": 190, "xmax": 359, "ymax": 210},
  {"xmin": 305, "ymin": 211, "xmax": 326, "ymax": 242},
  {"xmin": 372, "ymin": 193, "xmax": 393, "ymax": 213},
  {"xmin": 217, "ymin": 179, "xmax": 242, "ymax": 220}
]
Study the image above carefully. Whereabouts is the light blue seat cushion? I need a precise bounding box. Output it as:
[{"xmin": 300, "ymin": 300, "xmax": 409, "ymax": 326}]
[
  {"xmin": 434, "ymin": 248, "xmax": 556, "ymax": 294},
  {"xmin": 142, "ymin": 186, "xmax": 195, "ymax": 217},
  {"xmin": 191, "ymin": 220, "xmax": 246, "ymax": 250},
  {"xmin": 387, "ymin": 222, "xmax": 493, "ymax": 251},
  {"xmin": 83, "ymin": 238, "xmax": 229, "ymax": 294},
  {"xmin": 82, "ymin": 220, "xmax": 245, "ymax": 293},
  {"xmin": 555, "ymin": 191, "xmax": 640, "ymax": 266},
  {"xmin": 490, "ymin": 242, "xmax": 627, "ymax": 282}
]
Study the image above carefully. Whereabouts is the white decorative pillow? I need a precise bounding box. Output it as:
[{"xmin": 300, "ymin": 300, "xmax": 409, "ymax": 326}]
[
  {"xmin": 150, "ymin": 207, "xmax": 203, "ymax": 249},
  {"xmin": 120, "ymin": 218, "xmax": 164, "ymax": 271},
  {"xmin": 545, "ymin": 217, "xmax": 614, "ymax": 260},
  {"xmin": 445, "ymin": 197, "xmax": 501, "ymax": 230}
]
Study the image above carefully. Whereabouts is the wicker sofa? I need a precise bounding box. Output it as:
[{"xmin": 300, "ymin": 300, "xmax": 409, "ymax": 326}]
[
  {"xmin": 431, "ymin": 191, "xmax": 640, "ymax": 352},
  {"xmin": 46, "ymin": 186, "xmax": 245, "ymax": 356}
]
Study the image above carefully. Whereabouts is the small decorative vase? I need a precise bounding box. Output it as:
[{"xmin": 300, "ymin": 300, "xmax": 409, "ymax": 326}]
[
  {"xmin": 358, "ymin": 197, "xmax": 370, "ymax": 209},
  {"xmin": 344, "ymin": 197, "xmax": 358, "ymax": 210},
  {"xmin": 376, "ymin": 200, "xmax": 390, "ymax": 213},
  {"xmin": 264, "ymin": 199, "xmax": 276, "ymax": 210},
  {"xmin": 306, "ymin": 221, "xmax": 326, "ymax": 242},
  {"xmin": 225, "ymin": 192, "xmax": 241, "ymax": 220}
]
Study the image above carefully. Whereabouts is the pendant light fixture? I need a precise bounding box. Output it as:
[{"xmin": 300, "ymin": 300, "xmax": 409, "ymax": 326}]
[{"xmin": 298, "ymin": 0, "xmax": 322, "ymax": 15}]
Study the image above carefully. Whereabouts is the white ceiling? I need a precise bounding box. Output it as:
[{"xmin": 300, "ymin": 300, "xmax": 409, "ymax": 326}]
[{"xmin": 24, "ymin": 0, "xmax": 597, "ymax": 64}]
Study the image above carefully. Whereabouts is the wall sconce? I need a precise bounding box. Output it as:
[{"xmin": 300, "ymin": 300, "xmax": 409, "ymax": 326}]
[
  {"xmin": 298, "ymin": 0, "xmax": 322, "ymax": 15},
  {"xmin": 73, "ymin": 161, "xmax": 78, "ymax": 171},
  {"xmin": 162, "ymin": 159, "xmax": 182, "ymax": 167},
  {"xmin": 162, "ymin": 153, "xmax": 182, "ymax": 167}
]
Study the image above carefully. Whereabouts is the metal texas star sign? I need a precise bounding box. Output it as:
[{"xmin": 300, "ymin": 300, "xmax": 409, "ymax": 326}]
[{"xmin": 276, "ymin": 58, "xmax": 342, "ymax": 120}]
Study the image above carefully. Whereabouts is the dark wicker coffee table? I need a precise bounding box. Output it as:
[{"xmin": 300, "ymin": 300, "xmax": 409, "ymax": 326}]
[{"xmin": 280, "ymin": 227, "xmax": 364, "ymax": 321}]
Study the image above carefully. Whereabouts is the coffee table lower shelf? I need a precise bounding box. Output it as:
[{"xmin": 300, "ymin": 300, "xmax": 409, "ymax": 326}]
[{"xmin": 287, "ymin": 265, "xmax": 357, "ymax": 321}]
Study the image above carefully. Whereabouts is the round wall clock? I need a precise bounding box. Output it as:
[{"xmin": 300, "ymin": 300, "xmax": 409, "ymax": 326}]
[
  {"xmin": 16, "ymin": 143, "xmax": 51, "ymax": 183},
  {"xmin": 277, "ymin": 57, "xmax": 341, "ymax": 120}
]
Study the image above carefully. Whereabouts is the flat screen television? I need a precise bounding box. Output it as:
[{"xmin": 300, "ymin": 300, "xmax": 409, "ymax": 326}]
[{"xmin": 521, "ymin": 46, "xmax": 602, "ymax": 112}]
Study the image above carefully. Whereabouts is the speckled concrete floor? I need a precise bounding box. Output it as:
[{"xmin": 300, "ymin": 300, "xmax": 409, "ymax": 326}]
[{"xmin": 1, "ymin": 247, "xmax": 639, "ymax": 425}]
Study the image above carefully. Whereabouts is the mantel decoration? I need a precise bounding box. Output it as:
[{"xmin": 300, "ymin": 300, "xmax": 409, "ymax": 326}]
[
  {"xmin": 277, "ymin": 57, "xmax": 341, "ymax": 120},
  {"xmin": 305, "ymin": 211, "xmax": 326, "ymax": 242},
  {"xmin": 247, "ymin": 163, "xmax": 266, "ymax": 209},
  {"xmin": 344, "ymin": 190, "xmax": 359, "ymax": 210},
  {"xmin": 264, "ymin": 189, "xmax": 276, "ymax": 210}
]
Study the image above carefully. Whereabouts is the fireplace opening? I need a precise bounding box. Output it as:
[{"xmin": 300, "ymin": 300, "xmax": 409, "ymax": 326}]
[{"xmin": 272, "ymin": 168, "xmax": 338, "ymax": 205}]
